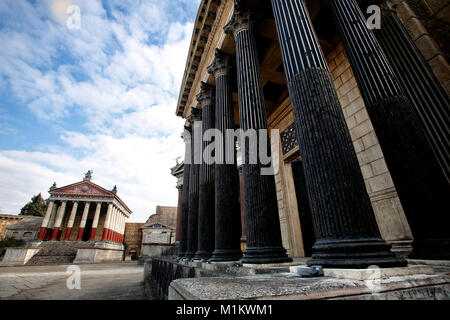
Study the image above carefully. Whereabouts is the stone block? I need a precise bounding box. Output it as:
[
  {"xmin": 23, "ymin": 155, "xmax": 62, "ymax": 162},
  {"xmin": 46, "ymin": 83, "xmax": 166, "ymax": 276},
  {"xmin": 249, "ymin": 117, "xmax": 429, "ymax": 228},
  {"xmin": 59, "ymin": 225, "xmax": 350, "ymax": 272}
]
[
  {"xmin": 406, "ymin": 17, "xmax": 429, "ymax": 40},
  {"xmin": 350, "ymin": 120, "xmax": 373, "ymax": 141},
  {"xmin": 354, "ymin": 108, "xmax": 369, "ymax": 125},
  {"xmin": 396, "ymin": 1, "xmax": 417, "ymax": 22},
  {"xmin": 323, "ymin": 265, "xmax": 435, "ymax": 280},
  {"xmin": 344, "ymin": 96, "xmax": 364, "ymax": 116},
  {"xmin": 370, "ymin": 158, "xmax": 389, "ymax": 175},
  {"xmin": 424, "ymin": 0, "xmax": 448, "ymax": 13},
  {"xmin": 361, "ymin": 131, "xmax": 378, "ymax": 149},
  {"xmin": 361, "ymin": 164, "xmax": 374, "ymax": 179},
  {"xmin": 353, "ymin": 138, "xmax": 365, "ymax": 153},
  {"xmin": 415, "ymin": 34, "xmax": 442, "ymax": 60},
  {"xmin": 367, "ymin": 173, "xmax": 395, "ymax": 192},
  {"xmin": 0, "ymin": 248, "xmax": 41, "ymax": 266}
]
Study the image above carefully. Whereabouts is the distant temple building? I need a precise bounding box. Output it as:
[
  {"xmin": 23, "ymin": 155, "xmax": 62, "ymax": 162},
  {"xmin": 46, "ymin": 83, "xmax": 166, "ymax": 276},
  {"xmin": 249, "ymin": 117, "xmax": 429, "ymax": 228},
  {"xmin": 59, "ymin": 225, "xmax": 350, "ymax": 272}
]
[
  {"xmin": 1, "ymin": 171, "xmax": 133, "ymax": 265},
  {"xmin": 38, "ymin": 170, "xmax": 131, "ymax": 243}
]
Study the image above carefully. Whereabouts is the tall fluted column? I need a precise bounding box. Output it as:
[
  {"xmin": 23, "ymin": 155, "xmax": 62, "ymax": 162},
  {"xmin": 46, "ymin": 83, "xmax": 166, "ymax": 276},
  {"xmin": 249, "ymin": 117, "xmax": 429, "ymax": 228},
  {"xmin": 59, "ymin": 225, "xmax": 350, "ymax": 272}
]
[
  {"xmin": 64, "ymin": 201, "xmax": 78, "ymax": 240},
  {"xmin": 102, "ymin": 203, "xmax": 113, "ymax": 241},
  {"xmin": 175, "ymin": 185, "xmax": 183, "ymax": 242},
  {"xmin": 178, "ymin": 128, "xmax": 192, "ymax": 258},
  {"xmin": 207, "ymin": 49, "xmax": 242, "ymax": 261},
  {"xmin": 77, "ymin": 202, "xmax": 90, "ymax": 240},
  {"xmin": 330, "ymin": 0, "xmax": 449, "ymax": 259},
  {"xmin": 185, "ymin": 108, "xmax": 202, "ymax": 260},
  {"xmin": 51, "ymin": 201, "xmax": 67, "ymax": 240},
  {"xmin": 271, "ymin": 0, "xmax": 404, "ymax": 267},
  {"xmin": 224, "ymin": 2, "xmax": 290, "ymax": 263},
  {"xmin": 90, "ymin": 202, "xmax": 102, "ymax": 240},
  {"xmin": 194, "ymin": 82, "xmax": 216, "ymax": 260},
  {"xmin": 38, "ymin": 200, "xmax": 54, "ymax": 240}
]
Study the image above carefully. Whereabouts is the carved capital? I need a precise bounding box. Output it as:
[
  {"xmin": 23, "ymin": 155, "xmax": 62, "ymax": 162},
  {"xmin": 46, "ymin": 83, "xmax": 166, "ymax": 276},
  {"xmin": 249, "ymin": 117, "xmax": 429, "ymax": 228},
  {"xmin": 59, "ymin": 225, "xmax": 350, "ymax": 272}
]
[
  {"xmin": 196, "ymin": 81, "xmax": 215, "ymax": 106},
  {"xmin": 207, "ymin": 48, "xmax": 233, "ymax": 78},
  {"xmin": 224, "ymin": 0, "xmax": 253, "ymax": 36},
  {"xmin": 187, "ymin": 107, "xmax": 202, "ymax": 125},
  {"xmin": 182, "ymin": 126, "xmax": 192, "ymax": 143}
]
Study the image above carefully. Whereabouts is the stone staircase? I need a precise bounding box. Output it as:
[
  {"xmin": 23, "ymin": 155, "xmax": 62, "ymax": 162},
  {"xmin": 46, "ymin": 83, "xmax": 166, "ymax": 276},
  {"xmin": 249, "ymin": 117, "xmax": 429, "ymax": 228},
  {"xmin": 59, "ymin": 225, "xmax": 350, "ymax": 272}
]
[{"xmin": 25, "ymin": 241, "xmax": 96, "ymax": 266}]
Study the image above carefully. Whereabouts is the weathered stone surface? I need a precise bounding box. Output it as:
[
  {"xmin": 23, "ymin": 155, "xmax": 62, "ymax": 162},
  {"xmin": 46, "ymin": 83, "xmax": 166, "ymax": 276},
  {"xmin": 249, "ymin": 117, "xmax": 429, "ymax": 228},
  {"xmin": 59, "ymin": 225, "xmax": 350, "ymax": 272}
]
[{"xmin": 169, "ymin": 272, "xmax": 450, "ymax": 300}]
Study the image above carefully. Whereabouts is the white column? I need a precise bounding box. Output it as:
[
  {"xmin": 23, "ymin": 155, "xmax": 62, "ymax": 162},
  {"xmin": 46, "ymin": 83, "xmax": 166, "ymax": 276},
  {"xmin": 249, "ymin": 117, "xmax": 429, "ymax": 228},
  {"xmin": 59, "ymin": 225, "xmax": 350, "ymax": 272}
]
[
  {"xmin": 47, "ymin": 202, "xmax": 59, "ymax": 229},
  {"xmin": 102, "ymin": 203, "xmax": 113, "ymax": 240},
  {"xmin": 111, "ymin": 207, "xmax": 118, "ymax": 240},
  {"xmin": 80, "ymin": 202, "xmax": 90, "ymax": 229},
  {"xmin": 53, "ymin": 201, "xmax": 67, "ymax": 228},
  {"xmin": 92, "ymin": 202, "xmax": 102, "ymax": 229},
  {"xmin": 41, "ymin": 200, "xmax": 55, "ymax": 228},
  {"xmin": 67, "ymin": 201, "xmax": 79, "ymax": 229}
]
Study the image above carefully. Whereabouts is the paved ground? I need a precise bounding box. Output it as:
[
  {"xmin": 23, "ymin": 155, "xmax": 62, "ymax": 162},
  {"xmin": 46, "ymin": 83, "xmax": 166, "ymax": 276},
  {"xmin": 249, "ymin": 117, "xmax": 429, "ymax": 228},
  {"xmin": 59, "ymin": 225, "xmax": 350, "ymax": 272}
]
[{"xmin": 0, "ymin": 261, "xmax": 146, "ymax": 300}]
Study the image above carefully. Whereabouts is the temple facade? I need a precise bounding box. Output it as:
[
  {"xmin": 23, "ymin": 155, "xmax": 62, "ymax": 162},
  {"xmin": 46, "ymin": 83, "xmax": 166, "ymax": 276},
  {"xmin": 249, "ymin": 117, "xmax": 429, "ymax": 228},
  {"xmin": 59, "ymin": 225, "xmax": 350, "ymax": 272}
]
[
  {"xmin": 174, "ymin": 0, "xmax": 449, "ymax": 268},
  {"xmin": 38, "ymin": 171, "xmax": 131, "ymax": 244}
]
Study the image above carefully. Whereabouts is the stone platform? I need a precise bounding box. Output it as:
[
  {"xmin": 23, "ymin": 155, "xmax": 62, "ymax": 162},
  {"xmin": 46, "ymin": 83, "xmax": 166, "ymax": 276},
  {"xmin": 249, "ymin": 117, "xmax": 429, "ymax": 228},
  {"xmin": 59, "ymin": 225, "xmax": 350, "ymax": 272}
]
[
  {"xmin": 73, "ymin": 241, "xmax": 124, "ymax": 264},
  {"xmin": 1, "ymin": 241, "xmax": 123, "ymax": 266},
  {"xmin": 161, "ymin": 260, "xmax": 450, "ymax": 300}
]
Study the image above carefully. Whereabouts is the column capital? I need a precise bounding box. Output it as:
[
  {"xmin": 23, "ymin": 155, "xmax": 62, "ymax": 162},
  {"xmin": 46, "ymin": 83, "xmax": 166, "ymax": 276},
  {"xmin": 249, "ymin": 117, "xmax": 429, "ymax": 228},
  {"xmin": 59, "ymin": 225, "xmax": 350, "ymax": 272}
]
[
  {"xmin": 224, "ymin": 1, "xmax": 253, "ymax": 36},
  {"xmin": 207, "ymin": 49, "xmax": 233, "ymax": 78},
  {"xmin": 187, "ymin": 107, "xmax": 202, "ymax": 124},
  {"xmin": 196, "ymin": 81, "xmax": 215, "ymax": 107}
]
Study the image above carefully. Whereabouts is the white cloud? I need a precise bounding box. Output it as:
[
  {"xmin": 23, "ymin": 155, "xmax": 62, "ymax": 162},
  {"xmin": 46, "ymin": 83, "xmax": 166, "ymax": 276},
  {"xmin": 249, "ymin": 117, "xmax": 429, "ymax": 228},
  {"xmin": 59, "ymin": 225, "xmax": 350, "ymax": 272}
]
[{"xmin": 0, "ymin": 0, "xmax": 193, "ymax": 221}]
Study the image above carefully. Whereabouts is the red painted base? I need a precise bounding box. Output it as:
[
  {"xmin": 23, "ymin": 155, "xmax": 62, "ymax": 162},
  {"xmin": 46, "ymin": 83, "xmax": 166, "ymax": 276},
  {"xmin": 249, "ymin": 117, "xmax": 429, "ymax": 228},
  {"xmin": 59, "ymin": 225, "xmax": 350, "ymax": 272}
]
[
  {"xmin": 77, "ymin": 228, "xmax": 84, "ymax": 240},
  {"xmin": 89, "ymin": 228, "xmax": 97, "ymax": 240},
  {"xmin": 102, "ymin": 228, "xmax": 110, "ymax": 241},
  {"xmin": 38, "ymin": 227, "xmax": 47, "ymax": 240},
  {"xmin": 51, "ymin": 227, "xmax": 60, "ymax": 240},
  {"xmin": 65, "ymin": 227, "xmax": 72, "ymax": 240}
]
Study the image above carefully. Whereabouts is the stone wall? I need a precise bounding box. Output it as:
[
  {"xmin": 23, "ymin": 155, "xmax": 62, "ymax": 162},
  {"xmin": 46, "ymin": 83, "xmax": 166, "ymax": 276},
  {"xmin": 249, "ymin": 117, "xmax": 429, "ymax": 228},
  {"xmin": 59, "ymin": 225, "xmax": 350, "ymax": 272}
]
[
  {"xmin": 0, "ymin": 215, "xmax": 23, "ymax": 239},
  {"xmin": 393, "ymin": 0, "xmax": 450, "ymax": 94},
  {"xmin": 124, "ymin": 222, "xmax": 143, "ymax": 258}
]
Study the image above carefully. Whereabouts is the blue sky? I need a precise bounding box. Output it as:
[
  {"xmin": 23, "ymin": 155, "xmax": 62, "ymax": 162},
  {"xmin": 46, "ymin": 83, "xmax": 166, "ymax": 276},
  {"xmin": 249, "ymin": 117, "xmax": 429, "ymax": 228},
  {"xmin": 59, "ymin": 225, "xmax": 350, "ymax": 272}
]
[{"xmin": 0, "ymin": 0, "xmax": 200, "ymax": 221}]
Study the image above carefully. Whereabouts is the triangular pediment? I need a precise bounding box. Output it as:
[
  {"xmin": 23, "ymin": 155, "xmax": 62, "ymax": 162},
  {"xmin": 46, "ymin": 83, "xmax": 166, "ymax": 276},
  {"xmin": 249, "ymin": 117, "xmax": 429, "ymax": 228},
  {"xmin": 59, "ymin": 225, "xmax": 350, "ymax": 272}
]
[{"xmin": 50, "ymin": 180, "xmax": 114, "ymax": 197}]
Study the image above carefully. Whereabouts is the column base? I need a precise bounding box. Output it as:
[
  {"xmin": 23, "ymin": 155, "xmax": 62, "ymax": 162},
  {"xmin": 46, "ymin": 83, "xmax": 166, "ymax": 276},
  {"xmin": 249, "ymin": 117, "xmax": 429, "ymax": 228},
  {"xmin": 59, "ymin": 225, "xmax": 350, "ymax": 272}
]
[
  {"xmin": 210, "ymin": 249, "xmax": 243, "ymax": 262},
  {"xmin": 183, "ymin": 251, "xmax": 196, "ymax": 260},
  {"xmin": 307, "ymin": 239, "xmax": 407, "ymax": 269},
  {"xmin": 193, "ymin": 251, "xmax": 212, "ymax": 261},
  {"xmin": 409, "ymin": 239, "xmax": 450, "ymax": 260},
  {"xmin": 241, "ymin": 246, "xmax": 291, "ymax": 264}
]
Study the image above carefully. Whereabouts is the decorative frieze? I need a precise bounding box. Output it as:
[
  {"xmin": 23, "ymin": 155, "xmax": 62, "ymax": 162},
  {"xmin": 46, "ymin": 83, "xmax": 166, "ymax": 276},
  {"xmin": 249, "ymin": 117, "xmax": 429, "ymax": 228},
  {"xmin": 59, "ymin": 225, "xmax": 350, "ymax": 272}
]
[{"xmin": 280, "ymin": 123, "xmax": 298, "ymax": 155}]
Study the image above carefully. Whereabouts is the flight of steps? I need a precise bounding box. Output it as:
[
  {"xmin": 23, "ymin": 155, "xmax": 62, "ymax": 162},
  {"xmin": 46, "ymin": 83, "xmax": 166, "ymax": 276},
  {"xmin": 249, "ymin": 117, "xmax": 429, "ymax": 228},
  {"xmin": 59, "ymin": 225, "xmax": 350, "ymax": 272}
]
[{"xmin": 25, "ymin": 241, "xmax": 96, "ymax": 266}]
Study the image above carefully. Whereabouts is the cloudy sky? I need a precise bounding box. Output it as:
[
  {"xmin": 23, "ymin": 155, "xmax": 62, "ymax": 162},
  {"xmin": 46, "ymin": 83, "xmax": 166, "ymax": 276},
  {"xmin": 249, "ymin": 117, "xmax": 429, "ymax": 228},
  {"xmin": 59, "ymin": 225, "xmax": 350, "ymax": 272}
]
[{"xmin": 0, "ymin": 0, "xmax": 199, "ymax": 221}]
